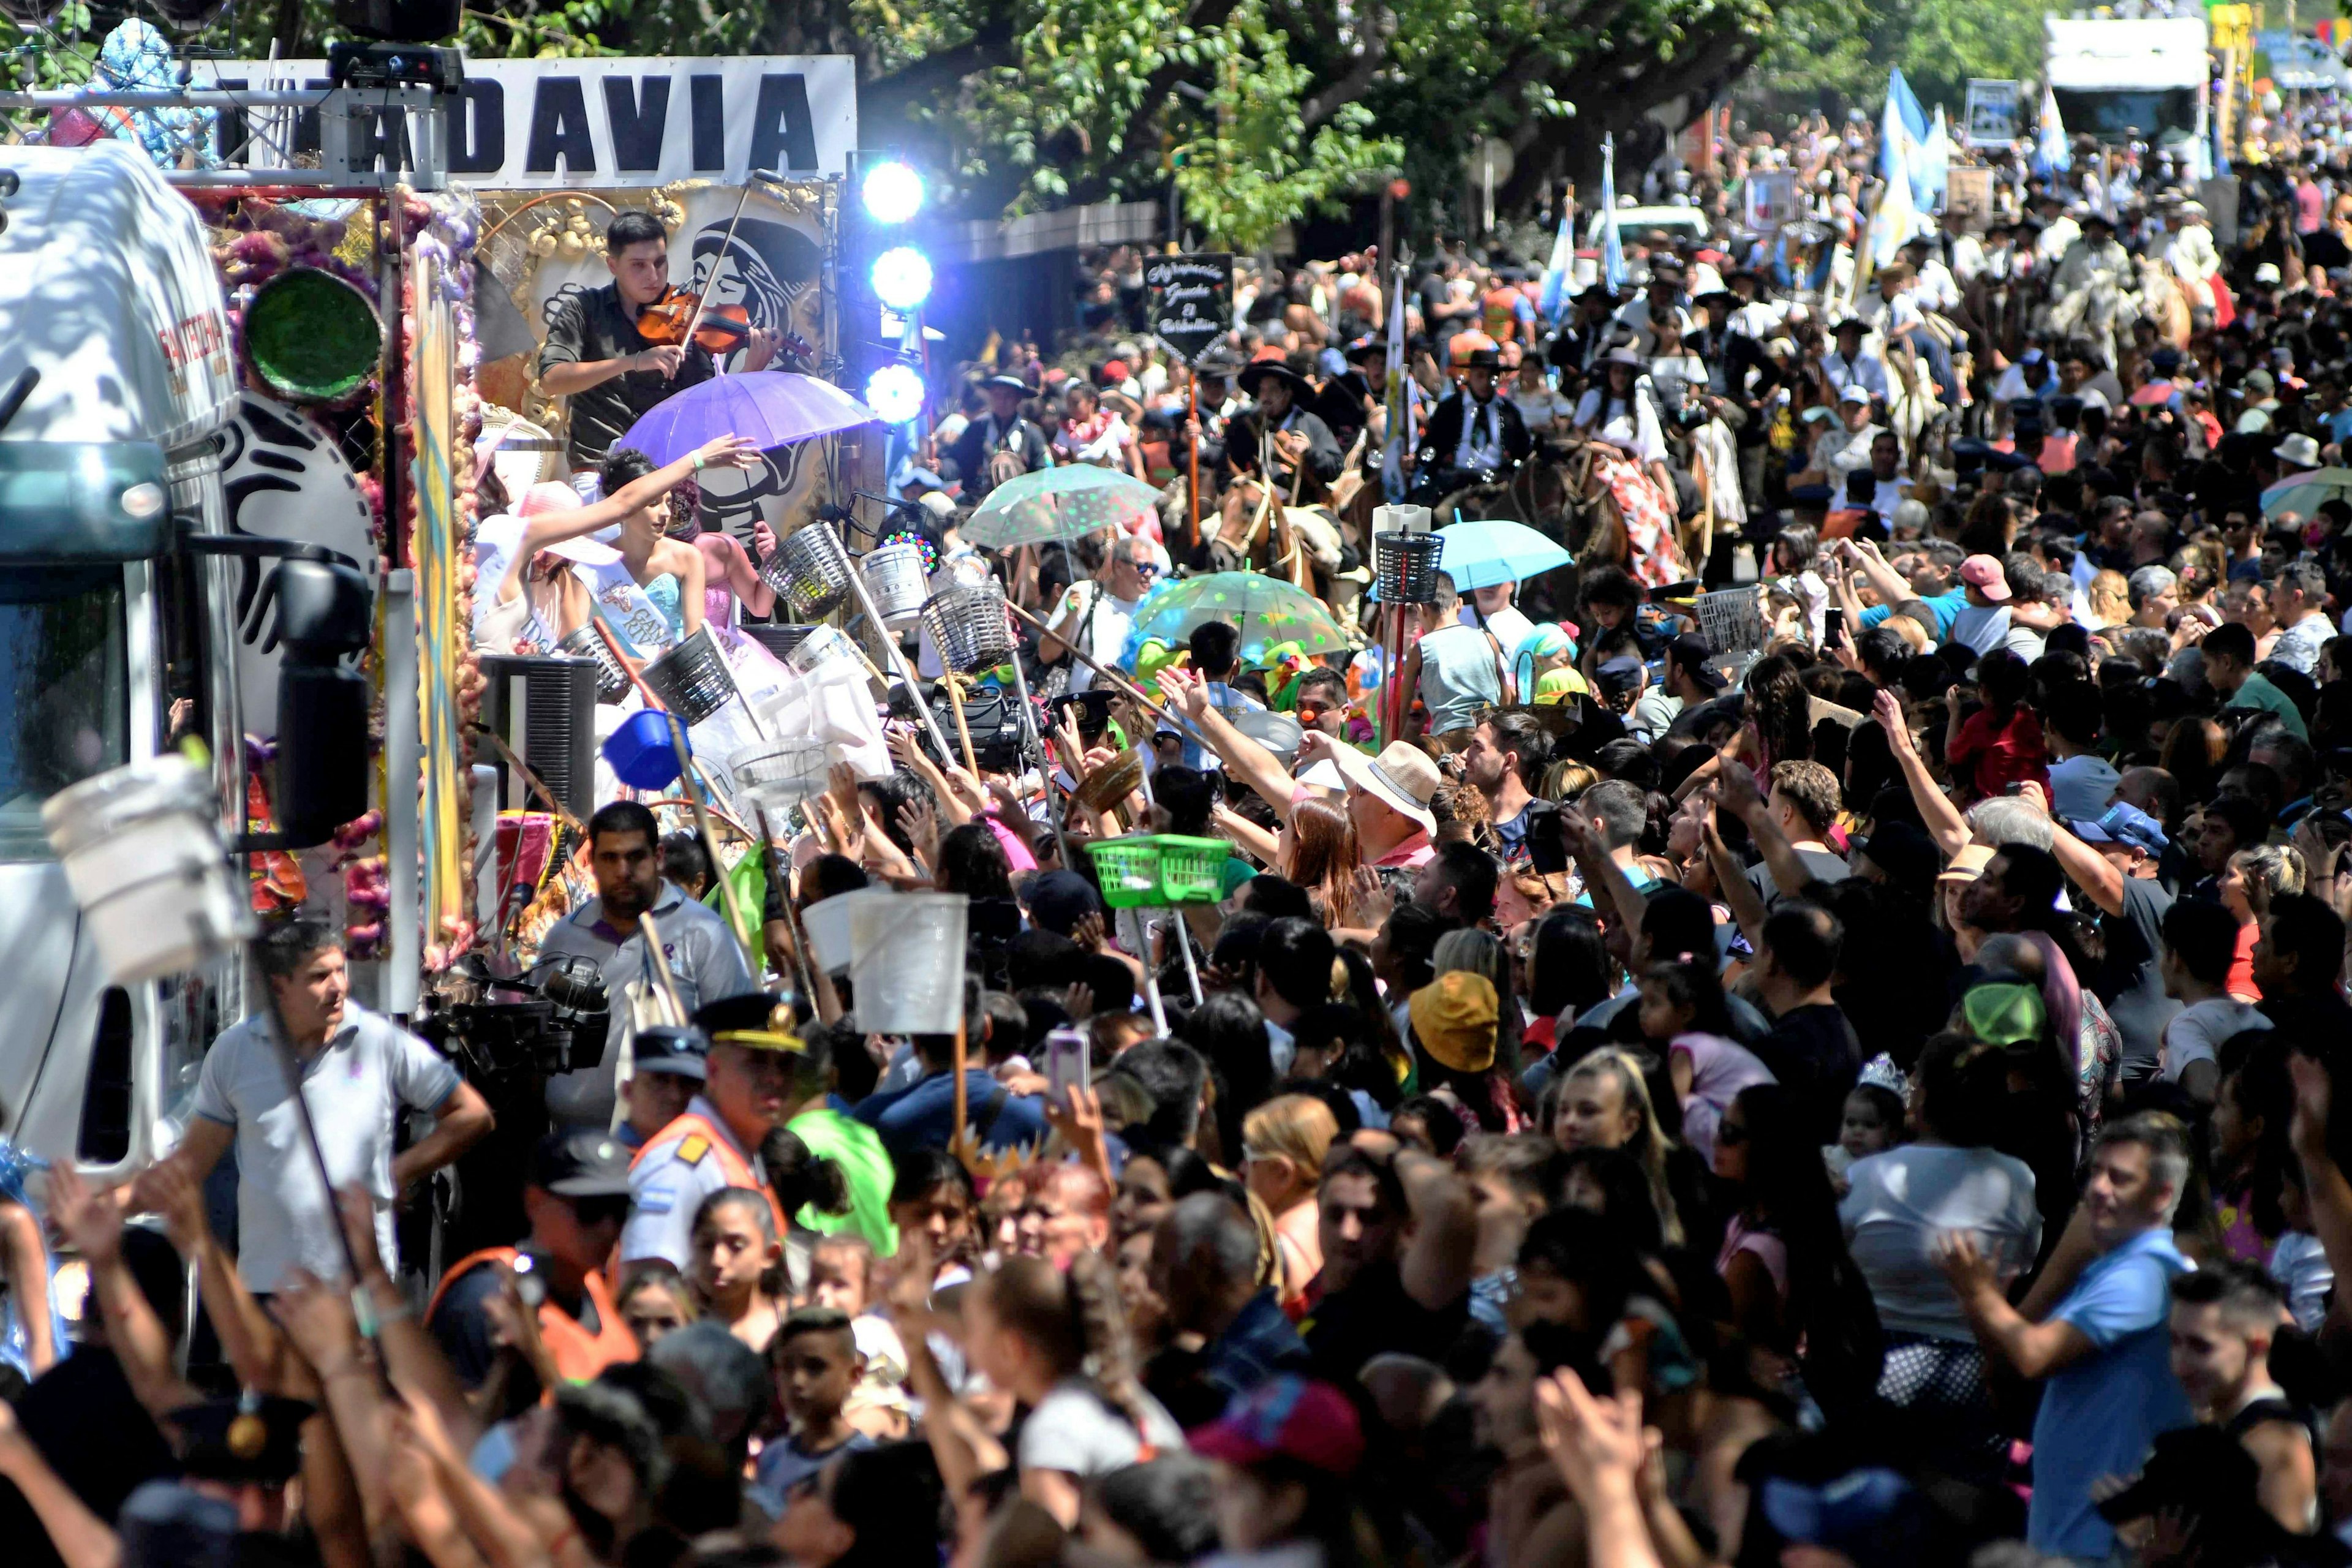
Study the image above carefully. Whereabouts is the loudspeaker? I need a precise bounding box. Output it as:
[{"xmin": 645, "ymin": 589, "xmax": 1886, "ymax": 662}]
[
  {"xmin": 330, "ymin": 0, "xmax": 459, "ymax": 43},
  {"xmin": 478, "ymin": 655, "xmax": 598, "ymax": 823},
  {"xmin": 926, "ymin": 687, "xmax": 1036, "ymax": 774}
]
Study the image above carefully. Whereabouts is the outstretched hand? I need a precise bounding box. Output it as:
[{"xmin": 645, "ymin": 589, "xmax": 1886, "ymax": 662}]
[
  {"xmin": 47, "ymin": 1164, "xmax": 123, "ymax": 1269},
  {"xmin": 1532, "ymin": 1366, "xmax": 1648, "ymax": 1505}
]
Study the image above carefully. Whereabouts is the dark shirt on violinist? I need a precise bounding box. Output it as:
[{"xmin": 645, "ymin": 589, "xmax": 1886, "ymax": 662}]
[{"xmin": 539, "ymin": 281, "xmax": 716, "ymax": 472}]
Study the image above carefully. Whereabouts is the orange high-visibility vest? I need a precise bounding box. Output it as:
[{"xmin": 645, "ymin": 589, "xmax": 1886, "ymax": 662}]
[{"xmin": 428, "ymin": 1248, "xmax": 639, "ymax": 1382}]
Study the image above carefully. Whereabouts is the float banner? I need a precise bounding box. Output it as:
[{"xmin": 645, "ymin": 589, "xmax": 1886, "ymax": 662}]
[{"xmin": 192, "ymin": 57, "xmax": 857, "ymax": 185}]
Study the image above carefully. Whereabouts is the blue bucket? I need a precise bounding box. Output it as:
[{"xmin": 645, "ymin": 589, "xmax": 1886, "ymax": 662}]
[{"xmin": 603, "ymin": 708, "xmax": 687, "ymax": 790}]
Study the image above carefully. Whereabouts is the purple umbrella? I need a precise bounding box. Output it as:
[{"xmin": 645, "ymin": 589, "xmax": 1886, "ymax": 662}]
[{"xmin": 619, "ymin": 371, "xmax": 878, "ymax": 464}]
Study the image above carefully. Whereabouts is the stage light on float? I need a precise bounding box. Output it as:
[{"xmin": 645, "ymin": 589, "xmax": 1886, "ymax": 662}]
[
  {"xmin": 861, "ymin": 160, "xmax": 924, "ymax": 226},
  {"xmin": 865, "ymin": 364, "xmax": 927, "ymax": 425},
  {"xmin": 870, "ymin": 246, "xmax": 934, "ymax": 312}
]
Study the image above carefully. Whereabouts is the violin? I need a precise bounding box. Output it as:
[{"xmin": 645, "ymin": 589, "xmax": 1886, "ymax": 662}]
[{"xmin": 638, "ymin": 286, "xmax": 814, "ymax": 361}]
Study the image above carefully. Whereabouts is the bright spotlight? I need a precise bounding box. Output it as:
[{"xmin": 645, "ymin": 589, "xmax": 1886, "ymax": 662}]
[
  {"xmin": 861, "ymin": 160, "xmax": 924, "ymax": 225},
  {"xmin": 865, "ymin": 364, "xmax": 927, "ymax": 424},
  {"xmin": 870, "ymin": 246, "xmax": 933, "ymax": 311}
]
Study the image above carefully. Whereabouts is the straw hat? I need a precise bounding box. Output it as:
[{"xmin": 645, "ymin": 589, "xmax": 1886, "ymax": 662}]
[{"xmin": 1325, "ymin": 741, "xmax": 1441, "ymax": 839}]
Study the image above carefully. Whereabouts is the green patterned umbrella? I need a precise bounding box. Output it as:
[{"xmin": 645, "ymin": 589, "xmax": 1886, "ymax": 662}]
[
  {"xmin": 961, "ymin": 465, "xmax": 1164, "ymax": 549},
  {"xmin": 1120, "ymin": 572, "xmax": 1351, "ymax": 667}
]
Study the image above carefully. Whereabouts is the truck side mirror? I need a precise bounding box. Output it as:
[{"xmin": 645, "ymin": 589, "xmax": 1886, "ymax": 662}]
[
  {"xmin": 251, "ymin": 557, "xmax": 375, "ymax": 850},
  {"xmin": 275, "ymin": 662, "xmax": 371, "ymax": 843}
]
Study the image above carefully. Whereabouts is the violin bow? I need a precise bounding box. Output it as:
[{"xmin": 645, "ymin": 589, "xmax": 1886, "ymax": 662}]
[{"xmin": 678, "ymin": 178, "xmax": 762, "ymax": 368}]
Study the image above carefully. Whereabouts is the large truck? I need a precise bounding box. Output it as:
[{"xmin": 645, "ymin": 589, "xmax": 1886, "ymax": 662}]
[
  {"xmin": 2045, "ymin": 14, "xmax": 2212, "ymax": 149},
  {"xmin": 0, "ymin": 140, "xmax": 374, "ymax": 1183}
]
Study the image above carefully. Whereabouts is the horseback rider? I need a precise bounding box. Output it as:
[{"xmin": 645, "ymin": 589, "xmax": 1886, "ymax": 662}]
[
  {"xmin": 1410, "ymin": 347, "xmax": 1533, "ymax": 507},
  {"xmin": 1223, "ymin": 361, "xmax": 1344, "ymax": 507},
  {"xmin": 947, "ymin": 374, "xmax": 1055, "ymax": 497}
]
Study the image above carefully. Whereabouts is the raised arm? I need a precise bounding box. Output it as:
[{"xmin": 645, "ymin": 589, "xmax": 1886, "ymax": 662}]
[
  {"xmin": 1712, "ymin": 760, "xmax": 1816, "ymax": 902},
  {"xmin": 47, "ymin": 1166, "xmax": 198, "ymax": 1423},
  {"xmin": 137, "ymin": 1158, "xmax": 279, "ymax": 1393},
  {"xmin": 1159, "ymin": 667, "xmax": 1299, "ymax": 821},
  {"xmin": 1703, "ymin": 810, "xmax": 1769, "ymax": 956},
  {"xmin": 1395, "ymin": 1149, "xmax": 1478, "ymax": 1312},
  {"xmin": 0, "ymin": 1401, "xmax": 117, "ymax": 1568},
  {"xmin": 1875, "ymin": 688, "xmax": 1969, "ymax": 859},
  {"xmin": 2048, "ymin": 820, "xmax": 2127, "ymax": 919},
  {"xmin": 0, "ymin": 1202, "xmax": 53, "ymax": 1376}
]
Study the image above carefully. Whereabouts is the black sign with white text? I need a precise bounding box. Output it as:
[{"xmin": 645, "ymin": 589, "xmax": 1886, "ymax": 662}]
[{"xmin": 1146, "ymin": 254, "xmax": 1234, "ymax": 367}]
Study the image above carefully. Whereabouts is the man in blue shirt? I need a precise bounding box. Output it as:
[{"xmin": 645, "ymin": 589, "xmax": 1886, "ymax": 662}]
[
  {"xmin": 1937, "ymin": 1112, "xmax": 2193, "ymax": 1562},
  {"xmin": 851, "ymin": 987, "xmax": 1047, "ymax": 1160},
  {"xmin": 1150, "ymin": 1193, "xmax": 1311, "ymax": 1425}
]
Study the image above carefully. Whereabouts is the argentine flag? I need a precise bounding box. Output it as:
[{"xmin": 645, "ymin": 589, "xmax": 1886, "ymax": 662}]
[
  {"xmin": 1599, "ymin": 134, "xmax": 1626, "ymax": 293},
  {"xmin": 1871, "ymin": 78, "xmax": 1920, "ymax": 267},
  {"xmin": 1537, "ymin": 200, "xmax": 1576, "ymax": 324},
  {"xmin": 2034, "ymin": 84, "xmax": 2071, "ymax": 176}
]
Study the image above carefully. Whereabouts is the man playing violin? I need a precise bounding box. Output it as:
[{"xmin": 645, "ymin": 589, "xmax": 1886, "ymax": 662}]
[{"xmin": 540, "ymin": 210, "xmax": 784, "ymax": 477}]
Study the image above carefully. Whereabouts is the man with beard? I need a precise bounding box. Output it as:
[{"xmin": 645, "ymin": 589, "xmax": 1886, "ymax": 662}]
[{"xmin": 542, "ymin": 801, "xmax": 757, "ymax": 1129}]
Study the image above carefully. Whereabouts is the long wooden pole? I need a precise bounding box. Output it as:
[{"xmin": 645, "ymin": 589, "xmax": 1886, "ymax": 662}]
[{"xmin": 1000, "ymin": 597, "xmax": 1216, "ymax": 751}]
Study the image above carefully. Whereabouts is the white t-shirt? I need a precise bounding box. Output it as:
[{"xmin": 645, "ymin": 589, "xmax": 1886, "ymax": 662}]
[
  {"xmin": 1057, "ymin": 582, "xmax": 1142, "ymax": 695},
  {"xmin": 1840, "ymin": 1143, "xmax": 2043, "ymax": 1340},
  {"xmin": 2161, "ymin": 999, "xmax": 2271, "ymax": 1082},
  {"xmin": 1468, "ymin": 603, "xmax": 1537, "ymax": 660},
  {"xmin": 1017, "ymin": 1379, "xmax": 1186, "ymax": 1479},
  {"xmin": 2271, "ymin": 1232, "xmax": 2334, "ymax": 1335},
  {"xmin": 192, "ymin": 1003, "xmax": 462, "ymax": 1293}
]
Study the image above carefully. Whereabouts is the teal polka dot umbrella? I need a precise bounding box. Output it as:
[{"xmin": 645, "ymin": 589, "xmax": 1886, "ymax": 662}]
[
  {"xmin": 1120, "ymin": 571, "xmax": 1350, "ymax": 669},
  {"xmin": 961, "ymin": 466, "xmax": 1165, "ymax": 549}
]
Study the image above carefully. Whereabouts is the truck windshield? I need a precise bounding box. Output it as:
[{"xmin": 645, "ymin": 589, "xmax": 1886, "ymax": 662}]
[{"xmin": 0, "ymin": 566, "xmax": 128, "ymax": 861}]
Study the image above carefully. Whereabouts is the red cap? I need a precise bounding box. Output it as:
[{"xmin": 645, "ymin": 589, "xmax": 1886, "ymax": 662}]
[
  {"xmin": 1102, "ymin": 360, "xmax": 1131, "ymax": 383},
  {"xmin": 1959, "ymin": 554, "xmax": 2011, "ymax": 601},
  {"xmin": 1188, "ymin": 1376, "xmax": 1364, "ymax": 1476}
]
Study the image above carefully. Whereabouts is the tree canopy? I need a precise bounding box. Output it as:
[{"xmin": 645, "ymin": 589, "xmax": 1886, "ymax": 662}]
[{"xmin": 9, "ymin": 0, "xmax": 1796, "ymax": 241}]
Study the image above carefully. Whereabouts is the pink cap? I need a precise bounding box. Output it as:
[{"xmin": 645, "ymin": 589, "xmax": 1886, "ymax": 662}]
[
  {"xmin": 1189, "ymin": 1376, "xmax": 1364, "ymax": 1476},
  {"xmin": 1959, "ymin": 554, "xmax": 2011, "ymax": 602}
]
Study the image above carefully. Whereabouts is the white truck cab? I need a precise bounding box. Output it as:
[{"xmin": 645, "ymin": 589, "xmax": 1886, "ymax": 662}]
[{"xmin": 0, "ymin": 140, "xmax": 371, "ymax": 1180}]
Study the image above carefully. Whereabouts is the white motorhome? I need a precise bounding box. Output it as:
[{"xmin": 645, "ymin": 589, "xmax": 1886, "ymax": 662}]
[
  {"xmin": 2045, "ymin": 15, "xmax": 2212, "ymax": 148},
  {"xmin": 0, "ymin": 141, "xmax": 371, "ymax": 1179}
]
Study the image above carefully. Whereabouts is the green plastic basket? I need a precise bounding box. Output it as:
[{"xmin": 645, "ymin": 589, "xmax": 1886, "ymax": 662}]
[{"xmin": 1085, "ymin": 834, "xmax": 1232, "ymax": 908}]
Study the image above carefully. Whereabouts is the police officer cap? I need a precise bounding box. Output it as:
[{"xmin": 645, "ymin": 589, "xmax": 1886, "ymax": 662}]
[
  {"xmin": 531, "ymin": 1128, "xmax": 635, "ymax": 1198},
  {"xmin": 168, "ymin": 1396, "xmax": 315, "ymax": 1485},
  {"xmin": 690, "ymin": 992, "xmax": 805, "ymax": 1054},
  {"xmin": 631, "ymin": 1023, "xmax": 710, "ymax": 1081}
]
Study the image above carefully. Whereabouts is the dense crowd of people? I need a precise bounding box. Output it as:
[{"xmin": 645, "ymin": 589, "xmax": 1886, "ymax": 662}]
[{"xmin": 13, "ymin": 97, "xmax": 2352, "ymax": 1568}]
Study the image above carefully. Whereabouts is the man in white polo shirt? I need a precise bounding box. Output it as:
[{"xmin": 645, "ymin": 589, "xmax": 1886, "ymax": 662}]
[{"xmin": 168, "ymin": 914, "xmax": 495, "ymax": 1295}]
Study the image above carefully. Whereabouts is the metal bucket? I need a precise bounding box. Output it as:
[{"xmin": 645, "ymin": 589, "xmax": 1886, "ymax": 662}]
[
  {"xmin": 556, "ymin": 626, "xmax": 631, "ymax": 703},
  {"xmin": 740, "ymin": 624, "xmax": 818, "ymax": 662},
  {"xmin": 639, "ymin": 625, "xmax": 738, "ymax": 726},
  {"xmin": 759, "ymin": 522, "xmax": 856, "ymax": 620},
  {"xmin": 919, "ymin": 585, "xmax": 1015, "ymax": 676},
  {"xmin": 785, "ymin": 624, "xmax": 867, "ymax": 682},
  {"xmin": 861, "ymin": 541, "xmax": 930, "ymax": 628},
  {"xmin": 727, "ymin": 737, "xmax": 830, "ymax": 816},
  {"xmin": 1374, "ymin": 530, "xmax": 1445, "ymax": 605}
]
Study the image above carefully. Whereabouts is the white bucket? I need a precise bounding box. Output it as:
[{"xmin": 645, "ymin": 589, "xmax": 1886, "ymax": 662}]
[
  {"xmin": 801, "ymin": 887, "xmax": 884, "ymax": 974},
  {"xmin": 848, "ymin": 892, "xmax": 969, "ymax": 1032},
  {"xmin": 861, "ymin": 542, "xmax": 930, "ymax": 628},
  {"xmin": 41, "ymin": 756, "xmax": 255, "ymax": 984},
  {"xmin": 786, "ymin": 625, "xmax": 866, "ymax": 682}
]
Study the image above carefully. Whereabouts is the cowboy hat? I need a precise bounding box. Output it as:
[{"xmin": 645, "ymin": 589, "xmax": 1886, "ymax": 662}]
[
  {"xmin": 1325, "ymin": 740, "xmax": 1441, "ymax": 839},
  {"xmin": 1238, "ymin": 361, "xmax": 1314, "ymax": 400},
  {"xmin": 1460, "ymin": 347, "xmax": 1503, "ymax": 371},
  {"xmin": 1601, "ymin": 347, "xmax": 1646, "ymax": 369}
]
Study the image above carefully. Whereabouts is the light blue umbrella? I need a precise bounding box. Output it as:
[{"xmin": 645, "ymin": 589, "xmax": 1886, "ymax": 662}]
[{"xmin": 1420, "ymin": 518, "xmax": 1572, "ymax": 593}]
